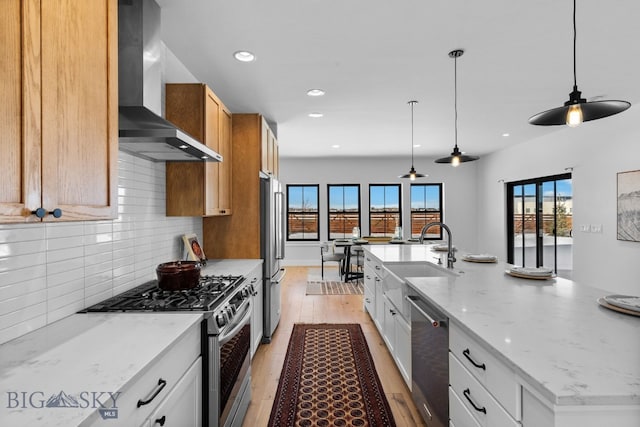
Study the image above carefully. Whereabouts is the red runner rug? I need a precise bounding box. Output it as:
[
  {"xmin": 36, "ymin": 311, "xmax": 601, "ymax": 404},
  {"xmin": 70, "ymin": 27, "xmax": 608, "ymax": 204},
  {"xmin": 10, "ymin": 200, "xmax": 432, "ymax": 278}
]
[{"xmin": 268, "ymin": 323, "xmax": 396, "ymax": 427}]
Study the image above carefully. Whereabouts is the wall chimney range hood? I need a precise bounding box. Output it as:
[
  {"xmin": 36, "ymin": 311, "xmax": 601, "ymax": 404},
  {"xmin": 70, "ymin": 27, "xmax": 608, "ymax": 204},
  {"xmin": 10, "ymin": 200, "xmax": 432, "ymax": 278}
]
[{"xmin": 118, "ymin": 0, "xmax": 221, "ymax": 162}]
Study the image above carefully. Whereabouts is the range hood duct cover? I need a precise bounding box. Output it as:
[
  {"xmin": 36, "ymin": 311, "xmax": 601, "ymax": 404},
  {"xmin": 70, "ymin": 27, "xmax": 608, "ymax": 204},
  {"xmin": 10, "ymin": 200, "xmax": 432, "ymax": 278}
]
[{"xmin": 117, "ymin": 0, "xmax": 221, "ymax": 162}]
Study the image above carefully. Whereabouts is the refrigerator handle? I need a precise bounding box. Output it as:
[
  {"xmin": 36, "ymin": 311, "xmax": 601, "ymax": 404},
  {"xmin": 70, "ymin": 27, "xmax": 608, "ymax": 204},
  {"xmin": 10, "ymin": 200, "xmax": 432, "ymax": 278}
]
[{"xmin": 275, "ymin": 191, "xmax": 286, "ymax": 260}]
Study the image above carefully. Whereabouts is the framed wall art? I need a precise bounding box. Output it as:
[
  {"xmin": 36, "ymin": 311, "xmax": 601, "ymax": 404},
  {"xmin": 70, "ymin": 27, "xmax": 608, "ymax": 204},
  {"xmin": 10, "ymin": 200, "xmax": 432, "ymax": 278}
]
[
  {"xmin": 617, "ymin": 169, "xmax": 640, "ymax": 242},
  {"xmin": 183, "ymin": 233, "xmax": 207, "ymax": 263}
]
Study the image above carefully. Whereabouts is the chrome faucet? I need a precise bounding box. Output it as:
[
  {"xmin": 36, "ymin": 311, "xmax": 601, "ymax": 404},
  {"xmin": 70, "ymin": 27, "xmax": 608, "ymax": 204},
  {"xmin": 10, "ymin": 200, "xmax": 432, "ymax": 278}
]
[{"xmin": 419, "ymin": 222, "xmax": 456, "ymax": 269}]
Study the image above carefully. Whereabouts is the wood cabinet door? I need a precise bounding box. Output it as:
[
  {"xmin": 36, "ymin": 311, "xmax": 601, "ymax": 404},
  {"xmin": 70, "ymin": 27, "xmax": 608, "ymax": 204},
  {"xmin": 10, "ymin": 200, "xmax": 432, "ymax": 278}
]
[
  {"xmin": 261, "ymin": 118, "xmax": 269, "ymax": 173},
  {"xmin": 204, "ymin": 87, "xmax": 221, "ymax": 215},
  {"xmin": 0, "ymin": 0, "xmax": 41, "ymax": 222},
  {"xmin": 40, "ymin": 0, "xmax": 118, "ymax": 220},
  {"xmin": 218, "ymin": 105, "xmax": 233, "ymax": 214}
]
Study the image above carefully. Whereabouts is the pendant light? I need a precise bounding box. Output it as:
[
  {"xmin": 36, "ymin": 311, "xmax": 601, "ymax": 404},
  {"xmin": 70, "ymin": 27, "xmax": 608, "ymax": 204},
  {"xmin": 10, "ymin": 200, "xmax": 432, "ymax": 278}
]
[
  {"xmin": 399, "ymin": 100, "xmax": 427, "ymax": 180},
  {"xmin": 529, "ymin": 0, "xmax": 630, "ymax": 126},
  {"xmin": 435, "ymin": 49, "xmax": 479, "ymax": 167}
]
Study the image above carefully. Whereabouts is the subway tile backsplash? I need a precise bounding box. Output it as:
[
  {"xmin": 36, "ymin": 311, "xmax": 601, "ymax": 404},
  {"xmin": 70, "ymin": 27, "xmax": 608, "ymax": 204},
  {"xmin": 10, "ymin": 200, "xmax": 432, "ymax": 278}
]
[{"xmin": 0, "ymin": 152, "xmax": 203, "ymax": 344}]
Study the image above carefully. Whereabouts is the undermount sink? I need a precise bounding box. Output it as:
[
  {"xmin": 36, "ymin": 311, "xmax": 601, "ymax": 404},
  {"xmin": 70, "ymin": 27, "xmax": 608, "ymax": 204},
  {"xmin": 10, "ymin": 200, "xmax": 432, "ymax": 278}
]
[
  {"xmin": 381, "ymin": 261, "xmax": 457, "ymax": 320},
  {"xmin": 384, "ymin": 261, "xmax": 457, "ymax": 279}
]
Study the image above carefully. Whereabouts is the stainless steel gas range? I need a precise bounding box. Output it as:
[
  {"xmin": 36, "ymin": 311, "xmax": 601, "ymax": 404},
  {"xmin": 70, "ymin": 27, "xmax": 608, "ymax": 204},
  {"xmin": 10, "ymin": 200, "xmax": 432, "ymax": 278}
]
[{"xmin": 81, "ymin": 274, "xmax": 253, "ymax": 427}]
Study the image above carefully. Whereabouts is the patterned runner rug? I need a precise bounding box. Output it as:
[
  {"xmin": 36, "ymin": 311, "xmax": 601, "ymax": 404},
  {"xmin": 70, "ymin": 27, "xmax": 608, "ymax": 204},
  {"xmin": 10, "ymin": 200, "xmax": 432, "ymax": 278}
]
[
  {"xmin": 268, "ymin": 323, "xmax": 396, "ymax": 427},
  {"xmin": 306, "ymin": 280, "xmax": 363, "ymax": 295}
]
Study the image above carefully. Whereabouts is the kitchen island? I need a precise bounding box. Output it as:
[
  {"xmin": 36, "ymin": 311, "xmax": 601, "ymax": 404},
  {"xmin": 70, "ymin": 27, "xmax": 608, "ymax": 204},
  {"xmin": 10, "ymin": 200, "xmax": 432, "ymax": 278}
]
[{"xmin": 364, "ymin": 244, "xmax": 640, "ymax": 427}]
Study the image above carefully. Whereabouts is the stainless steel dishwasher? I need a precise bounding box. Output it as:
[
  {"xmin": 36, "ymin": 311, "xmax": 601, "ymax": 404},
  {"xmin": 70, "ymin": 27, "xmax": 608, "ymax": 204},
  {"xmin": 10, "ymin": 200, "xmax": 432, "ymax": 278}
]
[{"xmin": 407, "ymin": 295, "xmax": 449, "ymax": 427}]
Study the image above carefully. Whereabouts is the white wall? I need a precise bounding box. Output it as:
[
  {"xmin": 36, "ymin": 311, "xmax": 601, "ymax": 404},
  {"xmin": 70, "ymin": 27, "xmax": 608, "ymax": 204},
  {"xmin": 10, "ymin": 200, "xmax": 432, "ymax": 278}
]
[
  {"xmin": 0, "ymin": 153, "xmax": 202, "ymax": 345},
  {"xmin": 278, "ymin": 156, "xmax": 478, "ymax": 265},
  {"xmin": 476, "ymin": 107, "xmax": 640, "ymax": 295}
]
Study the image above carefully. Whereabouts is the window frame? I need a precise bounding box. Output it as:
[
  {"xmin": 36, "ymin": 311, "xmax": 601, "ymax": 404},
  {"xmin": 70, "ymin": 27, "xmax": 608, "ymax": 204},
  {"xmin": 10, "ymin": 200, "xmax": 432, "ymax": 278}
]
[
  {"xmin": 286, "ymin": 184, "xmax": 320, "ymax": 241},
  {"xmin": 368, "ymin": 184, "xmax": 402, "ymax": 237},
  {"xmin": 327, "ymin": 184, "xmax": 361, "ymax": 240},
  {"xmin": 410, "ymin": 183, "xmax": 443, "ymax": 240}
]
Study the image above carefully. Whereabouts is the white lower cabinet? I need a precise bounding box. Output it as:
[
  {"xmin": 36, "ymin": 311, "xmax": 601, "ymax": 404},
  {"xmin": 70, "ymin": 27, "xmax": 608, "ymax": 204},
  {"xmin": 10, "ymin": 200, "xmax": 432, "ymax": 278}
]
[
  {"xmin": 364, "ymin": 252, "xmax": 411, "ymax": 388},
  {"xmin": 449, "ymin": 323, "xmax": 520, "ymax": 427},
  {"xmin": 449, "ymin": 387, "xmax": 481, "ymax": 427},
  {"xmin": 248, "ymin": 264, "xmax": 264, "ymax": 357},
  {"xmin": 88, "ymin": 321, "xmax": 202, "ymax": 427},
  {"xmin": 449, "ymin": 353, "xmax": 519, "ymax": 427},
  {"xmin": 141, "ymin": 357, "xmax": 202, "ymax": 427}
]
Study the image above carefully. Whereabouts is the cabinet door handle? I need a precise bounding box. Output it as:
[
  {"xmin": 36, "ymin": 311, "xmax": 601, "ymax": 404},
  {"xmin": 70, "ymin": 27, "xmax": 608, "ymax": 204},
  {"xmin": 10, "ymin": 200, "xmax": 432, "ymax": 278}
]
[
  {"xmin": 32, "ymin": 208, "xmax": 62, "ymax": 219},
  {"xmin": 462, "ymin": 348, "xmax": 486, "ymax": 370},
  {"xmin": 137, "ymin": 378, "xmax": 167, "ymax": 407},
  {"xmin": 389, "ymin": 309, "xmax": 396, "ymax": 316},
  {"xmin": 365, "ymin": 298, "xmax": 371, "ymax": 303},
  {"xmin": 154, "ymin": 415, "xmax": 166, "ymax": 426},
  {"xmin": 463, "ymin": 388, "xmax": 487, "ymax": 414}
]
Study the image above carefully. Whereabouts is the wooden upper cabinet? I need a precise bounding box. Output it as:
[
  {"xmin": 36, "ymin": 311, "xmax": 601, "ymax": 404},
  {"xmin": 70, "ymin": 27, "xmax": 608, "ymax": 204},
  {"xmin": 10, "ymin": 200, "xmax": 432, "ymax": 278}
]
[
  {"xmin": 260, "ymin": 117, "xmax": 279, "ymax": 178},
  {"xmin": 0, "ymin": 0, "xmax": 118, "ymax": 223},
  {"xmin": 166, "ymin": 84, "xmax": 232, "ymax": 217}
]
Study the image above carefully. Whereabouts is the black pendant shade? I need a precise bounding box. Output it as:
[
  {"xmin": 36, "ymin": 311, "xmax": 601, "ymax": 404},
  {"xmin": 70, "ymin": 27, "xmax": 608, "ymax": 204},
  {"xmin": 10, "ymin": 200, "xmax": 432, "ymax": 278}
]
[
  {"xmin": 434, "ymin": 146, "xmax": 479, "ymax": 165},
  {"xmin": 399, "ymin": 100, "xmax": 427, "ymax": 180},
  {"xmin": 435, "ymin": 49, "xmax": 479, "ymax": 166},
  {"xmin": 529, "ymin": 0, "xmax": 630, "ymax": 126}
]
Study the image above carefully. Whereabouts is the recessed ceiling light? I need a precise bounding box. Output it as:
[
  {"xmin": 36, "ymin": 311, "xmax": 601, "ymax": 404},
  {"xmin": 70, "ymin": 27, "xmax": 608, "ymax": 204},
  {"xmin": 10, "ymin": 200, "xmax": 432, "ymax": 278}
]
[
  {"xmin": 233, "ymin": 51, "xmax": 256, "ymax": 62},
  {"xmin": 331, "ymin": 145, "xmax": 340, "ymax": 149},
  {"xmin": 502, "ymin": 133, "xmax": 510, "ymax": 137},
  {"xmin": 307, "ymin": 89, "xmax": 325, "ymax": 97},
  {"xmin": 413, "ymin": 144, "xmax": 421, "ymax": 148},
  {"xmin": 308, "ymin": 112, "xmax": 324, "ymax": 118}
]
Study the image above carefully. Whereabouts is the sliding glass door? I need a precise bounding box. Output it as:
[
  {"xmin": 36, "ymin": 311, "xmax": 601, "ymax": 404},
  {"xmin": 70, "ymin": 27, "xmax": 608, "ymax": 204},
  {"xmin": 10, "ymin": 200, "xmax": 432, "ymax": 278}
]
[{"xmin": 507, "ymin": 174, "xmax": 573, "ymax": 275}]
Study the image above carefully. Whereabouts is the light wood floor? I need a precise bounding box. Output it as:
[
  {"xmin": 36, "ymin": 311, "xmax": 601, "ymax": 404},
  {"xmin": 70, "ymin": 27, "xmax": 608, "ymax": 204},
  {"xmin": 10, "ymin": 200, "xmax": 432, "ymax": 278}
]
[{"xmin": 242, "ymin": 266, "xmax": 427, "ymax": 427}]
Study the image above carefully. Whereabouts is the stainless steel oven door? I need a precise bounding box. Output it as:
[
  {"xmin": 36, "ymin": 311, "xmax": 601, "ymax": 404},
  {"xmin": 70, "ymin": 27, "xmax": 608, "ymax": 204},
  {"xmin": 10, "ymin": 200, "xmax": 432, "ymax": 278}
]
[{"xmin": 209, "ymin": 299, "xmax": 252, "ymax": 427}]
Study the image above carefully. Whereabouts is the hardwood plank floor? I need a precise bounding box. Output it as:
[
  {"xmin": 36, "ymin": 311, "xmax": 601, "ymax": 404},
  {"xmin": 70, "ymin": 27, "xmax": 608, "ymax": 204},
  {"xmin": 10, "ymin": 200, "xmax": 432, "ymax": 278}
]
[{"xmin": 242, "ymin": 266, "xmax": 427, "ymax": 427}]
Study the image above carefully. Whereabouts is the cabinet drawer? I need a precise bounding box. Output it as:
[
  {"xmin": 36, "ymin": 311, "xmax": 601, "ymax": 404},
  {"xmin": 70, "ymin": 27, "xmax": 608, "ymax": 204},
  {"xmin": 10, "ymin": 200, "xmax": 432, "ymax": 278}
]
[
  {"xmin": 364, "ymin": 253, "xmax": 383, "ymax": 276},
  {"xmin": 449, "ymin": 353, "xmax": 519, "ymax": 427},
  {"xmin": 115, "ymin": 323, "xmax": 201, "ymax": 425},
  {"xmin": 449, "ymin": 323, "xmax": 520, "ymax": 420},
  {"xmin": 363, "ymin": 282, "xmax": 375, "ymax": 315},
  {"xmin": 449, "ymin": 386, "xmax": 481, "ymax": 427}
]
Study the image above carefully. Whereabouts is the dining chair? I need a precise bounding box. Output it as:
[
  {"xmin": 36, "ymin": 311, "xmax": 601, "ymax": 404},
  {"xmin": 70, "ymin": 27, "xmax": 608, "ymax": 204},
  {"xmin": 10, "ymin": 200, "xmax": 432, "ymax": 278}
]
[
  {"xmin": 320, "ymin": 242, "xmax": 345, "ymax": 280},
  {"xmin": 344, "ymin": 245, "xmax": 364, "ymax": 282}
]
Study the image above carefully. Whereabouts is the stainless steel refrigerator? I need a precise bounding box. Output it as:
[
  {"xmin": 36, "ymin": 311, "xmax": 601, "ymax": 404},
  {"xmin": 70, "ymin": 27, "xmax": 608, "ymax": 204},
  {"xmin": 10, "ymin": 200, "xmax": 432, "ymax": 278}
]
[{"xmin": 260, "ymin": 173, "xmax": 286, "ymax": 342}]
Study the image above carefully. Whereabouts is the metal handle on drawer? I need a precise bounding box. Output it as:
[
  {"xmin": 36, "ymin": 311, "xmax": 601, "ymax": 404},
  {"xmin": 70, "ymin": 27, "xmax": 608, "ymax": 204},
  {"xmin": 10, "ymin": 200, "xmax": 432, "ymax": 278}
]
[
  {"xmin": 406, "ymin": 296, "xmax": 445, "ymax": 328},
  {"xmin": 463, "ymin": 388, "xmax": 487, "ymax": 414},
  {"xmin": 154, "ymin": 415, "xmax": 166, "ymax": 426},
  {"xmin": 462, "ymin": 348, "xmax": 486, "ymax": 370},
  {"xmin": 137, "ymin": 378, "xmax": 167, "ymax": 407}
]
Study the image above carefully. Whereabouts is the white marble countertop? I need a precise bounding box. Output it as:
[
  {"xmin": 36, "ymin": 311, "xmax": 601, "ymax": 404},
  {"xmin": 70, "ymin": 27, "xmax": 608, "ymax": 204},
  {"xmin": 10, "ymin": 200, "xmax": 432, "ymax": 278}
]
[
  {"xmin": 365, "ymin": 244, "xmax": 640, "ymax": 407},
  {"xmin": 201, "ymin": 258, "xmax": 262, "ymax": 277},
  {"xmin": 0, "ymin": 312, "xmax": 203, "ymax": 427}
]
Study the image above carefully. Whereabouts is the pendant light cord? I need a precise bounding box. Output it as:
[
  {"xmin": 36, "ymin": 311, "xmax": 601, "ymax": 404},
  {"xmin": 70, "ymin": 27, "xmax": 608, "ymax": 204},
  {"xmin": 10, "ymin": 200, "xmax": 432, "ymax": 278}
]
[
  {"xmin": 572, "ymin": 0, "xmax": 577, "ymax": 88},
  {"xmin": 454, "ymin": 54, "xmax": 459, "ymax": 150},
  {"xmin": 409, "ymin": 100, "xmax": 416, "ymax": 167}
]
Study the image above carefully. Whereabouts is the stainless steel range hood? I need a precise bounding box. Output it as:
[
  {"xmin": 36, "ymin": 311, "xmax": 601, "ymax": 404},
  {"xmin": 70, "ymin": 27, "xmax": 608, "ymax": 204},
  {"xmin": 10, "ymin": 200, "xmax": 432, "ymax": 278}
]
[{"xmin": 118, "ymin": 0, "xmax": 221, "ymax": 162}]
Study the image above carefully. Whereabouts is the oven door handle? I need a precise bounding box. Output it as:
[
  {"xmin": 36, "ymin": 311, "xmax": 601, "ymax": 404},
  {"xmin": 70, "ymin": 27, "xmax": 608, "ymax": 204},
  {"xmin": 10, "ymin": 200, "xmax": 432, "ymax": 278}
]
[{"xmin": 218, "ymin": 301, "xmax": 251, "ymax": 345}]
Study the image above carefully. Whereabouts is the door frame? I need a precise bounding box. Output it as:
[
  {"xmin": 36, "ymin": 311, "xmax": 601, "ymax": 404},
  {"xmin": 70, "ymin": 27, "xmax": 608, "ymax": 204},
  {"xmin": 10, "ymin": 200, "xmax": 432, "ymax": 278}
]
[{"xmin": 506, "ymin": 173, "xmax": 572, "ymax": 269}]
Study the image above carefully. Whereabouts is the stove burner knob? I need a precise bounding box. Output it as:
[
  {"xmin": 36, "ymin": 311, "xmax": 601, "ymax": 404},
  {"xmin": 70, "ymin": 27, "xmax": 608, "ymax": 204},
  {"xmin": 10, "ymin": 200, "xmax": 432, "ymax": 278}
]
[{"xmin": 216, "ymin": 313, "xmax": 227, "ymax": 328}]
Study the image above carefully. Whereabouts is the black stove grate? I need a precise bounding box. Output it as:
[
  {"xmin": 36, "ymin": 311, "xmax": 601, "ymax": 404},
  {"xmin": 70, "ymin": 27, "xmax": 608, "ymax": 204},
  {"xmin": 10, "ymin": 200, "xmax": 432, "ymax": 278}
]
[{"xmin": 81, "ymin": 275, "xmax": 245, "ymax": 312}]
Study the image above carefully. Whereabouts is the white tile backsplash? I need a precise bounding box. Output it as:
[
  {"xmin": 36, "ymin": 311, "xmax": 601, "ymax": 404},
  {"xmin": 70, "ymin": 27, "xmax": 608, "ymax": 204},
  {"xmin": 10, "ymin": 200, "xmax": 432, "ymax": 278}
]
[{"xmin": 0, "ymin": 152, "xmax": 203, "ymax": 344}]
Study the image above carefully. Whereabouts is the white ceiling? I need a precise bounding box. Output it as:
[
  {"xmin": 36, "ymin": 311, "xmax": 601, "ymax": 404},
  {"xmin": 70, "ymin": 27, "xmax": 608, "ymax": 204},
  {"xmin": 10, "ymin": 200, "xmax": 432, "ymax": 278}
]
[{"xmin": 157, "ymin": 0, "xmax": 639, "ymax": 160}]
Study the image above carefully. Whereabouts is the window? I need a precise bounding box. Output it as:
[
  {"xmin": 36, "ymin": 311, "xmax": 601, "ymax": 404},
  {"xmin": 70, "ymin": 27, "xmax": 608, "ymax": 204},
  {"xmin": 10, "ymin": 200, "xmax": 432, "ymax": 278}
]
[
  {"xmin": 369, "ymin": 184, "xmax": 401, "ymax": 237},
  {"xmin": 410, "ymin": 184, "xmax": 443, "ymax": 239},
  {"xmin": 287, "ymin": 185, "xmax": 319, "ymax": 241},
  {"xmin": 328, "ymin": 184, "xmax": 361, "ymax": 240}
]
